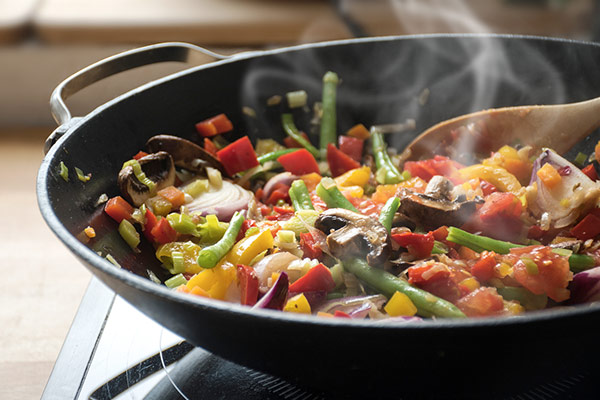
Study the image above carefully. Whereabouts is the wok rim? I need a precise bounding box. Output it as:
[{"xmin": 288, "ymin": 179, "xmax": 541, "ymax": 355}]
[{"xmin": 37, "ymin": 33, "xmax": 600, "ymax": 333}]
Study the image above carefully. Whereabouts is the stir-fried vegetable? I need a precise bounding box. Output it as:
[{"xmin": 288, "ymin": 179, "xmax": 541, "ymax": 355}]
[{"xmin": 99, "ymin": 72, "xmax": 600, "ymax": 321}]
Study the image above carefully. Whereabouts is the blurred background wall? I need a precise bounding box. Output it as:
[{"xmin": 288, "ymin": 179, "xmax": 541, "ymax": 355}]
[{"xmin": 1, "ymin": 0, "xmax": 598, "ymax": 129}]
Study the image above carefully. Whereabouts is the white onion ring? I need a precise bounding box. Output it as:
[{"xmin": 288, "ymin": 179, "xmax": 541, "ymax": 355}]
[{"xmin": 185, "ymin": 180, "xmax": 252, "ymax": 221}]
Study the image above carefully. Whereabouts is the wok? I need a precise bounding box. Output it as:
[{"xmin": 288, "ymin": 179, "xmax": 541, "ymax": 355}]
[{"xmin": 37, "ymin": 35, "xmax": 600, "ymax": 398}]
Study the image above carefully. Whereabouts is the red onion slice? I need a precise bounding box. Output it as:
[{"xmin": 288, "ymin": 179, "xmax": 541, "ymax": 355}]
[
  {"xmin": 262, "ymin": 172, "xmax": 298, "ymax": 202},
  {"xmin": 569, "ymin": 266, "xmax": 600, "ymax": 304},
  {"xmin": 315, "ymin": 295, "xmax": 387, "ymax": 319},
  {"xmin": 254, "ymin": 272, "xmax": 289, "ymax": 310}
]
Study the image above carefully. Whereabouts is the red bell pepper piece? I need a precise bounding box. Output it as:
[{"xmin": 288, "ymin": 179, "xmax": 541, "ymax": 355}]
[
  {"xmin": 470, "ymin": 251, "xmax": 497, "ymax": 281},
  {"xmin": 334, "ymin": 310, "xmax": 352, "ymax": 318},
  {"xmin": 216, "ymin": 136, "xmax": 259, "ymax": 176},
  {"xmin": 204, "ymin": 138, "xmax": 218, "ymax": 156},
  {"xmin": 404, "ymin": 155, "xmax": 464, "ymax": 183},
  {"xmin": 480, "ymin": 180, "xmax": 498, "ymax": 196},
  {"xmin": 143, "ymin": 209, "xmax": 158, "ymax": 242},
  {"xmin": 391, "ymin": 232, "xmax": 434, "ymax": 259},
  {"xmin": 265, "ymin": 183, "xmax": 290, "ymax": 205},
  {"xmin": 288, "ymin": 263, "xmax": 335, "ymax": 293},
  {"xmin": 277, "ymin": 149, "xmax": 320, "ymax": 175},
  {"xmin": 104, "ymin": 196, "xmax": 134, "ymax": 223},
  {"xmin": 151, "ymin": 218, "xmax": 178, "ymax": 244},
  {"xmin": 195, "ymin": 113, "xmax": 233, "ymax": 137},
  {"xmin": 582, "ymin": 164, "xmax": 598, "ymax": 181},
  {"xmin": 570, "ymin": 213, "xmax": 600, "ymax": 240},
  {"xmin": 299, "ymin": 232, "xmax": 323, "ymax": 260},
  {"xmin": 407, "ymin": 262, "xmax": 451, "ymax": 285},
  {"xmin": 133, "ymin": 151, "xmax": 149, "ymax": 160},
  {"xmin": 237, "ymin": 264, "xmax": 259, "ymax": 306},
  {"xmin": 283, "ymin": 132, "xmax": 310, "ymax": 148},
  {"xmin": 338, "ymin": 135, "xmax": 363, "ymax": 162},
  {"xmin": 326, "ymin": 143, "xmax": 360, "ymax": 177}
]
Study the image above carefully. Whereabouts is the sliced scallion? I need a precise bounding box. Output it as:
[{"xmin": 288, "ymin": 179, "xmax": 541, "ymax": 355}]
[
  {"xmin": 165, "ymin": 273, "xmax": 187, "ymax": 289},
  {"xmin": 171, "ymin": 251, "xmax": 185, "ymax": 274},
  {"xmin": 521, "ymin": 257, "xmax": 539, "ymax": 275}
]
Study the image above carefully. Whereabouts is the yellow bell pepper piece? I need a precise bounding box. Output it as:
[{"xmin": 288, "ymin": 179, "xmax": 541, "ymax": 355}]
[
  {"xmin": 300, "ymin": 172, "xmax": 322, "ymax": 192},
  {"xmin": 458, "ymin": 164, "xmax": 521, "ymax": 193},
  {"xmin": 458, "ymin": 277, "xmax": 480, "ymax": 292},
  {"xmin": 156, "ymin": 241, "xmax": 203, "ymax": 274},
  {"xmin": 334, "ymin": 166, "xmax": 371, "ymax": 188},
  {"xmin": 186, "ymin": 262, "xmax": 237, "ymax": 300},
  {"xmin": 226, "ymin": 229, "xmax": 274, "ymax": 266},
  {"xmin": 340, "ymin": 185, "xmax": 364, "ymax": 198},
  {"xmin": 284, "ymin": 293, "xmax": 312, "ymax": 314},
  {"xmin": 384, "ymin": 291, "xmax": 417, "ymax": 317}
]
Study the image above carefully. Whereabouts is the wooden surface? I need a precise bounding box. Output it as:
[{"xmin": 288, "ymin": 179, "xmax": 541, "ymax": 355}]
[
  {"xmin": 0, "ymin": 0, "xmax": 39, "ymax": 43},
  {"xmin": 0, "ymin": 129, "xmax": 91, "ymax": 400},
  {"xmin": 34, "ymin": 0, "xmax": 351, "ymax": 45}
]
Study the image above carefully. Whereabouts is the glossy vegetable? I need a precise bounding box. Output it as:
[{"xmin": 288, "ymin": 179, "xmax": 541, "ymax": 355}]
[
  {"xmin": 319, "ymin": 71, "xmax": 339, "ymax": 156},
  {"xmin": 197, "ymin": 211, "xmax": 245, "ymax": 269},
  {"xmin": 216, "ymin": 136, "xmax": 260, "ymax": 176}
]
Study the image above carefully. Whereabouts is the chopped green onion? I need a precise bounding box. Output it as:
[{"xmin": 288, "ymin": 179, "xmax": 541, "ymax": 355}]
[
  {"xmin": 432, "ymin": 240, "xmax": 449, "ymax": 255},
  {"xmin": 122, "ymin": 159, "xmax": 156, "ymax": 191},
  {"xmin": 165, "ymin": 273, "xmax": 187, "ymax": 289},
  {"xmin": 521, "ymin": 257, "xmax": 539, "ymax": 275},
  {"xmin": 183, "ymin": 179, "xmax": 209, "ymax": 197},
  {"xmin": 574, "ymin": 152, "xmax": 588, "ymax": 167},
  {"xmin": 167, "ymin": 213, "xmax": 199, "ymax": 236},
  {"xmin": 171, "ymin": 251, "xmax": 185, "ymax": 274},
  {"xmin": 105, "ymin": 254, "xmax": 121, "ymax": 268},
  {"xmin": 75, "ymin": 167, "xmax": 91, "ymax": 182},
  {"xmin": 118, "ymin": 219, "xmax": 140, "ymax": 249},
  {"xmin": 286, "ymin": 90, "xmax": 308, "ymax": 109},
  {"xmin": 59, "ymin": 161, "xmax": 69, "ymax": 181}
]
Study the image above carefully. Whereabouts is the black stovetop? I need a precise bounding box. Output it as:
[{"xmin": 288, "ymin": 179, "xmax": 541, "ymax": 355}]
[{"xmin": 42, "ymin": 277, "xmax": 599, "ymax": 400}]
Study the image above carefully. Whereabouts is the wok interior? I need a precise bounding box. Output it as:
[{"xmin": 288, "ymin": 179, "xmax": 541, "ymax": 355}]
[{"xmin": 39, "ymin": 36, "xmax": 600, "ymax": 394}]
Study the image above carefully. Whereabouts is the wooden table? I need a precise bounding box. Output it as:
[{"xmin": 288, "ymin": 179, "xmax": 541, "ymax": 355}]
[{"xmin": 0, "ymin": 129, "xmax": 91, "ymax": 400}]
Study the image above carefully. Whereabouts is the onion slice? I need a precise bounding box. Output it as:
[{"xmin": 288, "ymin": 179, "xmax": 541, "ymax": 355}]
[
  {"xmin": 185, "ymin": 180, "xmax": 252, "ymax": 222},
  {"xmin": 529, "ymin": 149, "xmax": 600, "ymax": 228},
  {"xmin": 315, "ymin": 295, "xmax": 387, "ymax": 319},
  {"xmin": 568, "ymin": 266, "xmax": 600, "ymax": 304},
  {"xmin": 262, "ymin": 172, "xmax": 298, "ymax": 202},
  {"xmin": 254, "ymin": 272, "xmax": 289, "ymax": 310}
]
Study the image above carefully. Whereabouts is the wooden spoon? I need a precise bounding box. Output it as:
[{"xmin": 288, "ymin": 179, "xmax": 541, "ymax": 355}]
[{"xmin": 403, "ymin": 96, "xmax": 600, "ymax": 161}]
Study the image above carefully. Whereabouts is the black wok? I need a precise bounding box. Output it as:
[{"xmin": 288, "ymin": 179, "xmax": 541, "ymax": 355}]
[{"xmin": 37, "ymin": 35, "xmax": 600, "ymax": 398}]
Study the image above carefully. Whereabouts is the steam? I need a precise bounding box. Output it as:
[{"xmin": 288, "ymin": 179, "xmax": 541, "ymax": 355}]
[{"xmin": 240, "ymin": 0, "xmax": 567, "ymax": 159}]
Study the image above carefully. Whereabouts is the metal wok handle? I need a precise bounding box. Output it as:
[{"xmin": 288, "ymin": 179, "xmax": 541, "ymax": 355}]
[{"xmin": 45, "ymin": 42, "xmax": 230, "ymax": 154}]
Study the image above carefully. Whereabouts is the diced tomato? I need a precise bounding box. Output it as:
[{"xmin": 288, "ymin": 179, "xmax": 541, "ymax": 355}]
[
  {"xmin": 195, "ymin": 113, "xmax": 233, "ymax": 137},
  {"xmin": 334, "ymin": 310, "xmax": 352, "ymax": 318},
  {"xmin": 310, "ymin": 192, "xmax": 328, "ymax": 212},
  {"xmin": 392, "ymin": 232, "xmax": 435, "ymax": 259},
  {"xmin": 300, "ymin": 232, "xmax": 323, "ymax": 260},
  {"xmin": 277, "ymin": 149, "xmax": 320, "ymax": 175},
  {"xmin": 157, "ymin": 186, "xmax": 185, "ymax": 209},
  {"xmin": 507, "ymin": 246, "xmax": 571, "ymax": 302},
  {"xmin": 105, "ymin": 196, "xmax": 134, "ymax": 223},
  {"xmin": 133, "ymin": 151, "xmax": 149, "ymax": 160},
  {"xmin": 288, "ymin": 264, "xmax": 335, "ymax": 293},
  {"xmin": 151, "ymin": 218, "xmax": 178, "ymax": 245},
  {"xmin": 476, "ymin": 192, "xmax": 523, "ymax": 241},
  {"xmin": 480, "ymin": 180, "xmax": 498, "ymax": 196},
  {"xmin": 456, "ymin": 287, "xmax": 504, "ymax": 317},
  {"xmin": 327, "ymin": 143, "xmax": 360, "ymax": 177},
  {"xmin": 283, "ymin": 132, "xmax": 310, "ymax": 148},
  {"xmin": 338, "ymin": 135, "xmax": 363, "ymax": 162},
  {"xmin": 407, "ymin": 262, "xmax": 451, "ymax": 285},
  {"xmin": 403, "ymin": 160, "xmax": 438, "ymax": 182},
  {"xmin": 404, "ymin": 155, "xmax": 464, "ymax": 183},
  {"xmin": 417, "ymin": 275, "xmax": 463, "ymax": 303},
  {"xmin": 204, "ymin": 138, "xmax": 218, "ymax": 156},
  {"xmin": 582, "ymin": 164, "xmax": 598, "ymax": 181},
  {"xmin": 273, "ymin": 206, "xmax": 294, "ymax": 215},
  {"xmin": 143, "ymin": 209, "xmax": 158, "ymax": 242},
  {"xmin": 237, "ymin": 264, "xmax": 259, "ymax": 306},
  {"xmin": 216, "ymin": 136, "xmax": 259, "ymax": 176},
  {"xmin": 470, "ymin": 251, "xmax": 497, "ymax": 281},
  {"xmin": 570, "ymin": 213, "xmax": 600, "ymax": 240}
]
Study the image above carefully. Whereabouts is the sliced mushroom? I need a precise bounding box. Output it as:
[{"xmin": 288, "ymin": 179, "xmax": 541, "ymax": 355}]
[
  {"xmin": 549, "ymin": 240, "xmax": 583, "ymax": 253},
  {"xmin": 396, "ymin": 188, "xmax": 482, "ymax": 231},
  {"xmin": 118, "ymin": 151, "xmax": 175, "ymax": 206},
  {"xmin": 425, "ymin": 175, "xmax": 454, "ymax": 201},
  {"xmin": 146, "ymin": 134, "xmax": 226, "ymax": 176},
  {"xmin": 314, "ymin": 208, "xmax": 391, "ymax": 266}
]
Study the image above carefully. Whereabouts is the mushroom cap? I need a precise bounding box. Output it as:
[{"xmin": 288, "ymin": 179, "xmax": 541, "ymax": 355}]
[
  {"xmin": 314, "ymin": 208, "xmax": 391, "ymax": 267},
  {"xmin": 118, "ymin": 151, "xmax": 175, "ymax": 206},
  {"xmin": 146, "ymin": 134, "xmax": 226, "ymax": 176}
]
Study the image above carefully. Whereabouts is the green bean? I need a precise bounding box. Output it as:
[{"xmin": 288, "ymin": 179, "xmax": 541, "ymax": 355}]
[
  {"xmin": 257, "ymin": 149, "xmax": 297, "ymax": 164},
  {"xmin": 281, "ymin": 114, "xmax": 320, "ymax": 159},
  {"xmin": 197, "ymin": 211, "xmax": 245, "ymax": 269},
  {"xmin": 289, "ymin": 180, "xmax": 314, "ymax": 211},
  {"xmin": 446, "ymin": 226, "xmax": 596, "ymax": 272},
  {"xmin": 319, "ymin": 71, "xmax": 339, "ymax": 158},
  {"xmin": 343, "ymin": 258, "xmax": 466, "ymax": 318},
  {"xmin": 378, "ymin": 197, "xmax": 400, "ymax": 233},
  {"xmin": 316, "ymin": 177, "xmax": 358, "ymax": 212},
  {"xmin": 370, "ymin": 129, "xmax": 403, "ymax": 184}
]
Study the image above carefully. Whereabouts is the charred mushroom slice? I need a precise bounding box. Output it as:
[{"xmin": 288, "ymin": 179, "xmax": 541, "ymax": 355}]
[
  {"xmin": 396, "ymin": 188, "xmax": 481, "ymax": 231},
  {"xmin": 314, "ymin": 208, "xmax": 391, "ymax": 266},
  {"xmin": 118, "ymin": 151, "xmax": 175, "ymax": 206},
  {"xmin": 146, "ymin": 134, "xmax": 226, "ymax": 176},
  {"xmin": 425, "ymin": 175, "xmax": 454, "ymax": 201}
]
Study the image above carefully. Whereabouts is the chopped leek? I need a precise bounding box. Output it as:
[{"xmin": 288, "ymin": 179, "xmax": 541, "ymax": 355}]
[
  {"xmin": 59, "ymin": 161, "xmax": 69, "ymax": 181},
  {"xmin": 118, "ymin": 219, "xmax": 140, "ymax": 249},
  {"xmin": 286, "ymin": 90, "xmax": 308, "ymax": 109},
  {"xmin": 122, "ymin": 159, "xmax": 156, "ymax": 191},
  {"xmin": 75, "ymin": 167, "xmax": 91, "ymax": 182},
  {"xmin": 165, "ymin": 273, "xmax": 187, "ymax": 289},
  {"xmin": 171, "ymin": 251, "xmax": 185, "ymax": 274}
]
